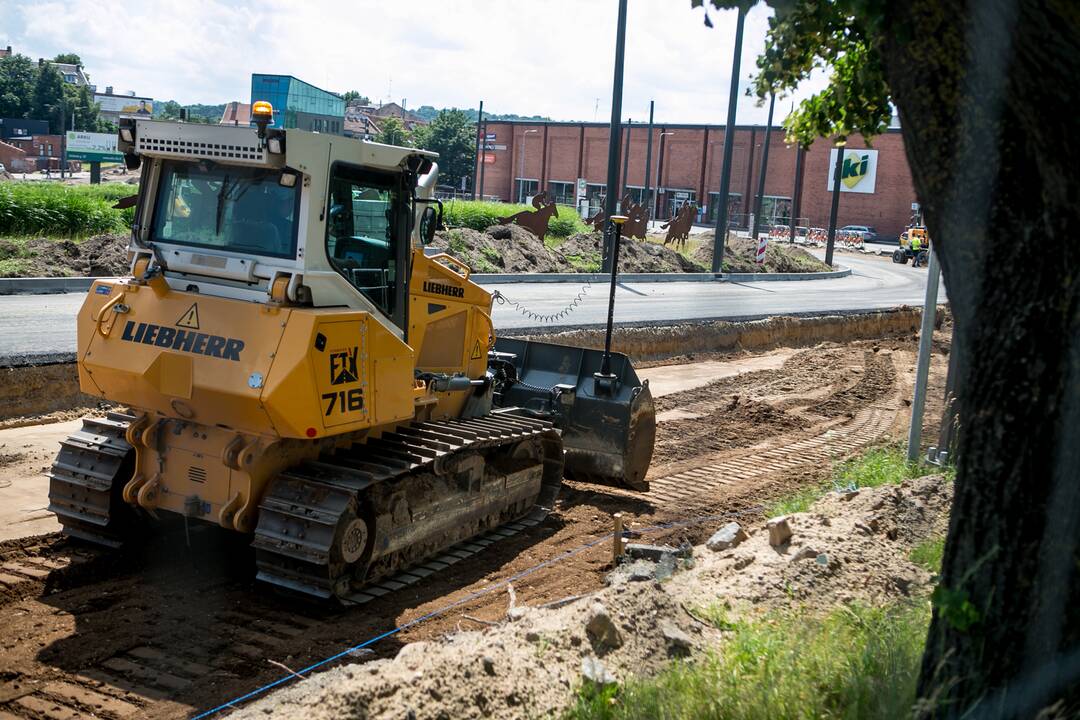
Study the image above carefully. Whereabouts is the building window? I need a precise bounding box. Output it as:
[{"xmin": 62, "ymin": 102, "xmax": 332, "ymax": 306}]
[
  {"xmin": 586, "ymin": 183, "xmax": 606, "ymax": 216},
  {"xmin": 548, "ymin": 181, "xmax": 574, "ymax": 206},
  {"xmin": 706, "ymin": 192, "xmax": 743, "ymax": 227},
  {"xmin": 64, "ymin": 74, "xmax": 76, "ymax": 84},
  {"xmin": 623, "ymin": 186, "xmax": 653, "ymax": 210},
  {"xmin": 664, "ymin": 189, "xmax": 697, "ymax": 221},
  {"xmin": 760, "ymin": 196, "xmax": 793, "ymax": 226},
  {"xmin": 515, "ymin": 178, "xmax": 539, "ymax": 204}
]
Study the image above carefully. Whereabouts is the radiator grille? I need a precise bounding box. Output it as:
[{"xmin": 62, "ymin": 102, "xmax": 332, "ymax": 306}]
[{"xmin": 137, "ymin": 134, "xmax": 264, "ymax": 162}]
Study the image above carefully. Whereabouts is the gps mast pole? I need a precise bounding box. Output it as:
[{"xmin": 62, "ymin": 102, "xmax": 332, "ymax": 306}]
[
  {"xmin": 710, "ymin": 6, "xmax": 746, "ymax": 273},
  {"xmin": 601, "ymin": 0, "xmax": 628, "ymax": 273},
  {"xmin": 751, "ymin": 93, "xmax": 776, "ymax": 241}
]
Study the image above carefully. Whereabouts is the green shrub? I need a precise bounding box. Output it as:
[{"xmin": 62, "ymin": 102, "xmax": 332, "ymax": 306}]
[
  {"xmin": 909, "ymin": 535, "xmax": 946, "ymax": 574},
  {"xmin": 765, "ymin": 445, "xmax": 930, "ymax": 518},
  {"xmin": 566, "ymin": 601, "xmax": 931, "ymax": 720},
  {"xmin": 0, "ymin": 183, "xmax": 134, "ymax": 237},
  {"xmin": 441, "ymin": 199, "xmax": 588, "ymax": 237}
]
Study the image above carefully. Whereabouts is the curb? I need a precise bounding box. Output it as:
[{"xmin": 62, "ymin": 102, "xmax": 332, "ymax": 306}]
[
  {"xmin": 0, "ymin": 277, "xmax": 103, "ymax": 295},
  {"xmin": 0, "ymin": 266, "xmax": 853, "ymax": 294},
  {"xmin": 470, "ymin": 267, "xmax": 852, "ymax": 284}
]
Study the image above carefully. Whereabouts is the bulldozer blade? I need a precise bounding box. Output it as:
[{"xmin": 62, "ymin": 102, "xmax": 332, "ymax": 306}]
[{"xmin": 490, "ymin": 337, "xmax": 656, "ymax": 491}]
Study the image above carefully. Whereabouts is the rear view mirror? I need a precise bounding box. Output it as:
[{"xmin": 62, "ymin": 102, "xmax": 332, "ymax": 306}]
[{"xmin": 419, "ymin": 200, "xmax": 443, "ymax": 245}]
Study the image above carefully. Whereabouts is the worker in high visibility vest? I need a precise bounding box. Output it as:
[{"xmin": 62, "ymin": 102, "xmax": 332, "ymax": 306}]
[{"xmin": 910, "ymin": 233, "xmax": 925, "ymax": 267}]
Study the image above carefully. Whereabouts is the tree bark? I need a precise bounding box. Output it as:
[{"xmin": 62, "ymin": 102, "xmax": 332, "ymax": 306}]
[{"xmin": 881, "ymin": 0, "xmax": 1080, "ymax": 716}]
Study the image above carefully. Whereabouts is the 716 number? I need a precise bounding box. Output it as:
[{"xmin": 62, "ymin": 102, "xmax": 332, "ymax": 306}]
[{"xmin": 322, "ymin": 388, "xmax": 364, "ymax": 416}]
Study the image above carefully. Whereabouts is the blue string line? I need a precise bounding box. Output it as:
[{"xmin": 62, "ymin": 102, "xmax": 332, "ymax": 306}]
[{"xmin": 191, "ymin": 506, "xmax": 763, "ymax": 719}]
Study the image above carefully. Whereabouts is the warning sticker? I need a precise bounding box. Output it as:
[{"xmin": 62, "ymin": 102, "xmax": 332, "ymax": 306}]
[
  {"xmin": 176, "ymin": 303, "xmax": 200, "ymax": 329},
  {"xmin": 471, "ymin": 340, "xmax": 483, "ymax": 360}
]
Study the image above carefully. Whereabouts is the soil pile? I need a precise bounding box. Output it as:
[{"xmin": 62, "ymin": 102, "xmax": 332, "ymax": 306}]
[
  {"xmin": 430, "ymin": 225, "xmax": 566, "ymax": 273},
  {"xmin": 431, "ymin": 226, "xmax": 706, "ymax": 274},
  {"xmin": 558, "ymin": 232, "xmax": 706, "ymax": 273},
  {"xmin": 692, "ymin": 235, "xmax": 831, "ymax": 273},
  {"xmin": 0, "ymin": 234, "xmax": 129, "ymax": 278},
  {"xmin": 233, "ymin": 474, "xmax": 950, "ymax": 720}
]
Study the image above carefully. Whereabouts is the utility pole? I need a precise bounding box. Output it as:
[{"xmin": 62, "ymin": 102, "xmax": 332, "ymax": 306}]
[
  {"xmin": 710, "ymin": 6, "xmax": 746, "ymax": 273},
  {"xmin": 789, "ymin": 144, "xmax": 804, "ymax": 243},
  {"xmin": 751, "ymin": 93, "xmax": 776, "ymax": 240},
  {"xmin": 642, "ymin": 101, "xmax": 655, "ymax": 225},
  {"xmin": 908, "ymin": 248, "xmax": 941, "ymax": 463},
  {"xmin": 653, "ymin": 132, "xmax": 674, "ymax": 221},
  {"xmin": 619, "ymin": 119, "xmax": 632, "ymax": 200},
  {"xmin": 601, "ymin": 0, "xmax": 629, "ymax": 273},
  {"xmin": 478, "ymin": 115, "xmax": 488, "ymax": 201},
  {"xmin": 825, "ymin": 141, "xmax": 845, "ymax": 266},
  {"xmin": 473, "ymin": 100, "xmax": 484, "ymax": 200}
]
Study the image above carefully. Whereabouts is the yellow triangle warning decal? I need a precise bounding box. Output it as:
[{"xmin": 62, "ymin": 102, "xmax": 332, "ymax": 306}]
[
  {"xmin": 176, "ymin": 303, "xmax": 200, "ymax": 330},
  {"xmin": 471, "ymin": 340, "xmax": 483, "ymax": 360}
]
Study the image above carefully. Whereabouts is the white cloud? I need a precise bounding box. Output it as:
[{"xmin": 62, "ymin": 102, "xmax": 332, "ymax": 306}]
[{"xmin": 1, "ymin": 0, "xmax": 828, "ymax": 125}]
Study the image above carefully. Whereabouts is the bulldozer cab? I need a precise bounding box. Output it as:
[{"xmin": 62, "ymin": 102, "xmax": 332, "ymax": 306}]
[{"xmin": 118, "ymin": 117, "xmax": 438, "ymax": 336}]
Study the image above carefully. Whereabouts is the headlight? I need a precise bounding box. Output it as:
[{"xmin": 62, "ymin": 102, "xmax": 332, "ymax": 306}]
[
  {"xmin": 267, "ymin": 136, "xmax": 283, "ymax": 154},
  {"xmin": 119, "ymin": 127, "xmax": 134, "ymax": 143}
]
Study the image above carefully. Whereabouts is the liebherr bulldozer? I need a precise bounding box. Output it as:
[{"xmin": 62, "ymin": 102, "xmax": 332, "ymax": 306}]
[{"xmin": 48, "ymin": 105, "xmax": 655, "ymax": 600}]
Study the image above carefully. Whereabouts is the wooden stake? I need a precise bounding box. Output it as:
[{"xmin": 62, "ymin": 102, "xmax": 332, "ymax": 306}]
[{"xmin": 613, "ymin": 512, "xmax": 625, "ymax": 563}]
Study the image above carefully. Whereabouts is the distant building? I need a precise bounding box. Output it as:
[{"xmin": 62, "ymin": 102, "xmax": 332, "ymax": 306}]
[
  {"xmin": 0, "ymin": 46, "xmax": 12, "ymax": 59},
  {"xmin": 42, "ymin": 59, "xmax": 91, "ymax": 87},
  {"xmin": 370, "ymin": 102, "xmax": 426, "ymax": 131},
  {"xmin": 5, "ymin": 133, "xmax": 68, "ymax": 171},
  {"xmin": 0, "ymin": 140, "xmax": 29, "ymax": 172},
  {"xmin": 93, "ymin": 87, "xmax": 154, "ymax": 126},
  {"xmin": 0, "ymin": 118, "xmax": 50, "ymax": 142},
  {"xmin": 343, "ymin": 103, "xmax": 380, "ymax": 140},
  {"xmin": 220, "ymin": 101, "xmax": 251, "ymax": 126},
  {"xmin": 249, "ymin": 74, "xmax": 344, "ymax": 135}
]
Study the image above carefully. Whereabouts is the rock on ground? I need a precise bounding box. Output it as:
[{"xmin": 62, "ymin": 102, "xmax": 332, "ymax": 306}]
[{"xmin": 232, "ymin": 474, "xmax": 952, "ymax": 720}]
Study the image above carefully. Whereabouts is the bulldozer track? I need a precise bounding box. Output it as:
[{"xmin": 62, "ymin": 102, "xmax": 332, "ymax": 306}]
[{"xmin": 644, "ymin": 400, "xmax": 899, "ymax": 508}]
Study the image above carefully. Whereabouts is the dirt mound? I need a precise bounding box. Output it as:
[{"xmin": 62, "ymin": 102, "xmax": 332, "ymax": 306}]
[
  {"xmin": 430, "ymin": 225, "xmax": 567, "ymax": 273},
  {"xmin": 0, "ymin": 234, "xmax": 129, "ymax": 278},
  {"xmin": 558, "ymin": 232, "xmax": 706, "ymax": 273},
  {"xmin": 653, "ymin": 395, "xmax": 803, "ymax": 465},
  {"xmin": 692, "ymin": 235, "xmax": 830, "ymax": 273},
  {"xmin": 234, "ymin": 474, "xmax": 950, "ymax": 720}
]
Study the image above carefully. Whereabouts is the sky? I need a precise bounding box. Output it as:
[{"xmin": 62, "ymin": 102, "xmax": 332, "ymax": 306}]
[{"xmin": 0, "ymin": 0, "xmax": 829, "ymax": 126}]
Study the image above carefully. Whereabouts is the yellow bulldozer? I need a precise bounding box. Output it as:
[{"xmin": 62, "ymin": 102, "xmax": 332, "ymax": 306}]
[{"xmin": 48, "ymin": 104, "xmax": 655, "ymax": 601}]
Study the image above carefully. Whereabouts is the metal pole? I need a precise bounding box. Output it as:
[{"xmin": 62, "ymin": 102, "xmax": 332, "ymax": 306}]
[
  {"xmin": 710, "ymin": 6, "xmax": 746, "ymax": 273},
  {"xmin": 825, "ymin": 142, "xmax": 845, "ymax": 266},
  {"xmin": 619, "ymin": 119, "xmax": 631, "ymax": 200},
  {"xmin": 518, "ymin": 129, "xmax": 536, "ymax": 203},
  {"xmin": 643, "ymin": 101, "xmax": 655, "ymax": 224},
  {"xmin": 789, "ymin": 144, "xmax": 803, "ymax": 243},
  {"xmin": 751, "ymin": 93, "xmax": 776, "ymax": 240},
  {"xmin": 600, "ymin": 216, "xmax": 626, "ymax": 378},
  {"xmin": 601, "ymin": 0, "xmax": 629, "ymax": 273},
  {"xmin": 478, "ymin": 117, "xmax": 488, "ymax": 200},
  {"xmin": 473, "ymin": 100, "xmax": 483, "ymax": 200},
  {"xmin": 653, "ymin": 132, "xmax": 670, "ymax": 221},
  {"xmin": 908, "ymin": 248, "xmax": 941, "ymax": 463}
]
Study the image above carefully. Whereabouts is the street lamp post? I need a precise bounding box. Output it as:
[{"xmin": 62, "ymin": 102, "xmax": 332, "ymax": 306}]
[
  {"xmin": 710, "ymin": 5, "xmax": 746, "ymax": 273},
  {"xmin": 518, "ymin": 128, "xmax": 538, "ymax": 203},
  {"xmin": 652, "ymin": 132, "xmax": 674, "ymax": 222}
]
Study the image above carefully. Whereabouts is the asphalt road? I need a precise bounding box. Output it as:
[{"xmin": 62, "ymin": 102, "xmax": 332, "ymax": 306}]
[{"xmin": 0, "ymin": 251, "xmax": 935, "ymax": 364}]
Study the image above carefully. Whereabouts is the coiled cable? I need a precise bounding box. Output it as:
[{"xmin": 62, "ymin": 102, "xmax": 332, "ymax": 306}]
[{"xmin": 490, "ymin": 279, "xmax": 593, "ymax": 324}]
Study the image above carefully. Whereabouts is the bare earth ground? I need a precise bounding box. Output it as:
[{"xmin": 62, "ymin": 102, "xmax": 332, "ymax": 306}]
[{"xmin": 0, "ymin": 328, "xmax": 950, "ymax": 719}]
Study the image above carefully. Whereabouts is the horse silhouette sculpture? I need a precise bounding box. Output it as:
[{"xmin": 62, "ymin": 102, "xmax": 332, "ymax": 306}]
[
  {"xmin": 584, "ymin": 194, "xmax": 648, "ymax": 239},
  {"xmin": 498, "ymin": 191, "xmax": 559, "ymax": 241},
  {"xmin": 661, "ymin": 202, "xmax": 698, "ymax": 248}
]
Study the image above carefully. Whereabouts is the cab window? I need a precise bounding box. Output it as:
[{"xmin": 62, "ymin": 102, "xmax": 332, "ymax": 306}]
[{"xmin": 326, "ymin": 165, "xmax": 404, "ymax": 320}]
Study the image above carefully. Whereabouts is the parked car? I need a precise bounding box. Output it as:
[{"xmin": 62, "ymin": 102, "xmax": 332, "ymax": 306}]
[
  {"xmin": 839, "ymin": 224, "xmax": 898, "ymax": 244},
  {"xmin": 0, "ymin": 162, "xmax": 6, "ymax": 174}
]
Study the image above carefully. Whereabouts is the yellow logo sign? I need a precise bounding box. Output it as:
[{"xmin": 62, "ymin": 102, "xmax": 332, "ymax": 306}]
[
  {"xmin": 841, "ymin": 151, "xmax": 870, "ymax": 189},
  {"xmin": 471, "ymin": 340, "xmax": 483, "ymax": 360},
  {"xmin": 176, "ymin": 303, "xmax": 200, "ymax": 330}
]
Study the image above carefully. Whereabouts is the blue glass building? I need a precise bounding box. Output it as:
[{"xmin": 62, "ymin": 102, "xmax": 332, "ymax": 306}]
[{"xmin": 249, "ymin": 74, "xmax": 345, "ymax": 135}]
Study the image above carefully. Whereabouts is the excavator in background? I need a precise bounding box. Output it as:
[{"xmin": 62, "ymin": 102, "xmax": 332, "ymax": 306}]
[
  {"xmin": 894, "ymin": 205, "xmax": 930, "ymax": 267},
  {"xmin": 48, "ymin": 104, "xmax": 655, "ymax": 601}
]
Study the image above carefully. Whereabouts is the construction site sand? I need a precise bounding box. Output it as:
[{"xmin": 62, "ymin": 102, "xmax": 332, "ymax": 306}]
[
  {"xmin": 0, "ymin": 333, "xmax": 950, "ymax": 719},
  {"xmin": 233, "ymin": 474, "xmax": 950, "ymax": 720}
]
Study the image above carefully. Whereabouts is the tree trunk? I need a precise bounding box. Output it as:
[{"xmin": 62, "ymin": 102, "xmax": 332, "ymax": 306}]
[{"xmin": 881, "ymin": 0, "xmax": 1080, "ymax": 716}]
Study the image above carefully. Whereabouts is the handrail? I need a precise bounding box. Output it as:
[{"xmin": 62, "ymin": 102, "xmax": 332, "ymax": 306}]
[{"xmin": 427, "ymin": 253, "xmax": 472, "ymax": 281}]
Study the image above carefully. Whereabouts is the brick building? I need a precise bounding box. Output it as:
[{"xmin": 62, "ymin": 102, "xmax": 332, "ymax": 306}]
[{"xmin": 475, "ymin": 121, "xmax": 916, "ymax": 238}]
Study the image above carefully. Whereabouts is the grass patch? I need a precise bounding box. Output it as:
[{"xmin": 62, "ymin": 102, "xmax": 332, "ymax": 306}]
[
  {"xmin": 765, "ymin": 445, "xmax": 931, "ymax": 518},
  {"xmin": 909, "ymin": 535, "xmax": 946, "ymax": 574},
  {"xmin": 0, "ymin": 183, "xmax": 135, "ymax": 237},
  {"xmin": 442, "ymin": 200, "xmax": 588, "ymax": 237},
  {"xmin": 566, "ymin": 601, "xmax": 930, "ymax": 720}
]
